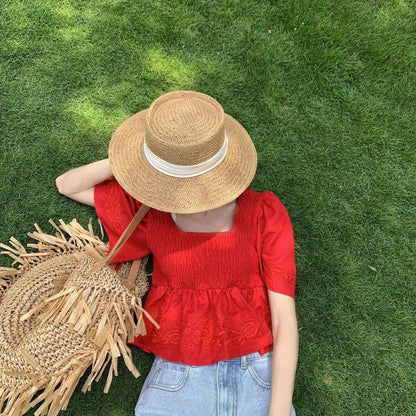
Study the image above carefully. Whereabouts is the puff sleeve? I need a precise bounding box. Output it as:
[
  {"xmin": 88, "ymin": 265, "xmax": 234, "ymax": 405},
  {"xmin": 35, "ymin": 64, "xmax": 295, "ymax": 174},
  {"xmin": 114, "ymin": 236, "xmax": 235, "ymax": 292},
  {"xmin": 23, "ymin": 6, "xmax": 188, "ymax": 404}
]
[
  {"xmin": 259, "ymin": 191, "xmax": 297, "ymax": 298},
  {"xmin": 94, "ymin": 177, "xmax": 151, "ymax": 265}
]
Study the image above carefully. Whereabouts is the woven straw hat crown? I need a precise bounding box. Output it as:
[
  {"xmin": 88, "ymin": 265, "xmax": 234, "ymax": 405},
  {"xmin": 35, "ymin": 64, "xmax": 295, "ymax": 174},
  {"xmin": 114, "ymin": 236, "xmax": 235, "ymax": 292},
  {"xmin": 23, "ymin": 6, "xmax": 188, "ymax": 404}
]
[
  {"xmin": 144, "ymin": 90, "xmax": 226, "ymax": 166},
  {"xmin": 109, "ymin": 90, "xmax": 258, "ymax": 214}
]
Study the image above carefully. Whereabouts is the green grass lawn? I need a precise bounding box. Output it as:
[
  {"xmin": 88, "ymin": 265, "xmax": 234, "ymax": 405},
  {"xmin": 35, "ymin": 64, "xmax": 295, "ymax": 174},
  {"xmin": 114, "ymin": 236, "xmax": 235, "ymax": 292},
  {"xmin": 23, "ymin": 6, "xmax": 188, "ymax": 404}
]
[{"xmin": 1, "ymin": 0, "xmax": 415, "ymax": 415}]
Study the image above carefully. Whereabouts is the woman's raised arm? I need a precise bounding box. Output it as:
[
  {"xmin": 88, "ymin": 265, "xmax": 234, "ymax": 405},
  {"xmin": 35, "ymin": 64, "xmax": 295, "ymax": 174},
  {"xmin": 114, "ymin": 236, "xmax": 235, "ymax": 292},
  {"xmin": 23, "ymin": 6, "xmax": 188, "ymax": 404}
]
[{"xmin": 55, "ymin": 159, "xmax": 113, "ymax": 207}]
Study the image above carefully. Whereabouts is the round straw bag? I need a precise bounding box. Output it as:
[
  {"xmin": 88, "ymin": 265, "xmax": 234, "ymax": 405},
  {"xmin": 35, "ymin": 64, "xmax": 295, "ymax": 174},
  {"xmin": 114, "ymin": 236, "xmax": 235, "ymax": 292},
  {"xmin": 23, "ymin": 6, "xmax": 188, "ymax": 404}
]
[{"xmin": 0, "ymin": 206, "xmax": 159, "ymax": 416}]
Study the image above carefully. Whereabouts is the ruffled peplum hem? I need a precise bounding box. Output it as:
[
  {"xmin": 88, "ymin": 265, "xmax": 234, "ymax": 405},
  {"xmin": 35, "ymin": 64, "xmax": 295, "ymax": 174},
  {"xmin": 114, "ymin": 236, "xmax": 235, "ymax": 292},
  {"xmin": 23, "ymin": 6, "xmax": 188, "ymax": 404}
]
[{"xmin": 127, "ymin": 284, "xmax": 274, "ymax": 366}]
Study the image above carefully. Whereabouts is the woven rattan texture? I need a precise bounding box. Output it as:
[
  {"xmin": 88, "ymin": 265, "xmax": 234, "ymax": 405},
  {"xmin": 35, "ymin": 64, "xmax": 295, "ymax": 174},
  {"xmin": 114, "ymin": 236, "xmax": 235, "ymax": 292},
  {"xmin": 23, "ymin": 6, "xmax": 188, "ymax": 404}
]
[
  {"xmin": 0, "ymin": 218, "xmax": 154, "ymax": 416},
  {"xmin": 0, "ymin": 253, "xmax": 79, "ymax": 351}
]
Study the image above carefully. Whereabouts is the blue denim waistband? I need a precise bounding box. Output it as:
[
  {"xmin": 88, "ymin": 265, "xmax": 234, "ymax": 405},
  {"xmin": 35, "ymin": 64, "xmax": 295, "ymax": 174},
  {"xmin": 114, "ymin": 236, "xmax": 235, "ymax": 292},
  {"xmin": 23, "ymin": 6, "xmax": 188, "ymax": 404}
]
[
  {"xmin": 155, "ymin": 350, "xmax": 273, "ymax": 368},
  {"xmin": 224, "ymin": 350, "xmax": 271, "ymax": 361},
  {"xmin": 217, "ymin": 350, "xmax": 273, "ymax": 369}
]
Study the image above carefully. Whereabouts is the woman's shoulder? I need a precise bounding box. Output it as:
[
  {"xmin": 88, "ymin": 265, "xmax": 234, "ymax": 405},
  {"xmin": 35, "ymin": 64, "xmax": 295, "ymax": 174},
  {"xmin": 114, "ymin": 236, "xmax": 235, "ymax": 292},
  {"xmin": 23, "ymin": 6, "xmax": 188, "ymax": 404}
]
[
  {"xmin": 245, "ymin": 187, "xmax": 284, "ymax": 205},
  {"xmin": 244, "ymin": 187, "xmax": 290, "ymax": 222},
  {"xmin": 95, "ymin": 177, "xmax": 146, "ymax": 210}
]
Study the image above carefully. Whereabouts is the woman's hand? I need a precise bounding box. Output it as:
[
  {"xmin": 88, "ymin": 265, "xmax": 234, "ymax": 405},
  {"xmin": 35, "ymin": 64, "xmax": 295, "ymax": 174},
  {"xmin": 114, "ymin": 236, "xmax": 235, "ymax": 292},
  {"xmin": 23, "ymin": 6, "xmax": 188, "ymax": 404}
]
[{"xmin": 55, "ymin": 158, "xmax": 113, "ymax": 207}]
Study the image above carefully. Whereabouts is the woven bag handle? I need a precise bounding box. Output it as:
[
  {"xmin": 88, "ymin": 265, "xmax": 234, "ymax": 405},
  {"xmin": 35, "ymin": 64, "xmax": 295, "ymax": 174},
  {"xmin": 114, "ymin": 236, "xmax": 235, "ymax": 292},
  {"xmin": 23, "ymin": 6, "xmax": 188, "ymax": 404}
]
[
  {"xmin": 103, "ymin": 204, "xmax": 151, "ymax": 264},
  {"xmin": 83, "ymin": 204, "xmax": 151, "ymax": 279},
  {"xmin": 125, "ymin": 256, "xmax": 143, "ymax": 290}
]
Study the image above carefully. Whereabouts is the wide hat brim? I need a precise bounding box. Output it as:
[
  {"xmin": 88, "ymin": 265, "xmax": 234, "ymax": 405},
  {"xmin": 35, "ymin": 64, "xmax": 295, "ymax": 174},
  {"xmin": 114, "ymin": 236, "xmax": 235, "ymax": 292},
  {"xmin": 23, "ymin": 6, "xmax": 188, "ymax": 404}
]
[{"xmin": 108, "ymin": 109, "xmax": 258, "ymax": 214}]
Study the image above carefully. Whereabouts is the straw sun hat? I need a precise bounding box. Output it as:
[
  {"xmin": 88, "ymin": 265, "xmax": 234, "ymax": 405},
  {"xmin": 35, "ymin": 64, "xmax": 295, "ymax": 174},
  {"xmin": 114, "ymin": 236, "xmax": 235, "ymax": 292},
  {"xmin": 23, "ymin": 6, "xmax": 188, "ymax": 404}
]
[{"xmin": 108, "ymin": 90, "xmax": 258, "ymax": 214}]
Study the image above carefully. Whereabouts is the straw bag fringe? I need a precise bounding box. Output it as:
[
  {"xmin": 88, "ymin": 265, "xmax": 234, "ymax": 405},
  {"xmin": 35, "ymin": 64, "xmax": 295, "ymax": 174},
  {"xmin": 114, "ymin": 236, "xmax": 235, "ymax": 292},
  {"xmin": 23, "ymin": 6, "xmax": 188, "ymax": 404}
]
[{"xmin": 0, "ymin": 218, "xmax": 159, "ymax": 416}]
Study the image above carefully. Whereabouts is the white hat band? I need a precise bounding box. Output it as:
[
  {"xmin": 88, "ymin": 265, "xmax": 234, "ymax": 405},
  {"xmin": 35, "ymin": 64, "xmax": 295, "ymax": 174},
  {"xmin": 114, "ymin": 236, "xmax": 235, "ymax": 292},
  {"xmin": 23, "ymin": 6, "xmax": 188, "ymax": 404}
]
[{"xmin": 143, "ymin": 132, "xmax": 229, "ymax": 178}]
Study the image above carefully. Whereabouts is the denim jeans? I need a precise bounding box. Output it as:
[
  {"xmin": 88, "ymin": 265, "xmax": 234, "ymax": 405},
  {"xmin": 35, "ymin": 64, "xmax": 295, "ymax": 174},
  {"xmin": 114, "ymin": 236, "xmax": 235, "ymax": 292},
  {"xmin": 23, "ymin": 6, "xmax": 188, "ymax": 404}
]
[{"xmin": 134, "ymin": 350, "xmax": 296, "ymax": 416}]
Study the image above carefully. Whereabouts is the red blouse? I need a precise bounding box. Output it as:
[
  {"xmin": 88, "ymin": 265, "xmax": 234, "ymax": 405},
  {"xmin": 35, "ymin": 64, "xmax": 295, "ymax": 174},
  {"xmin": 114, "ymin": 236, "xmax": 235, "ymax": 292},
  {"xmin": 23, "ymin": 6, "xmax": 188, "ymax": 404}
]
[{"xmin": 94, "ymin": 178, "xmax": 297, "ymax": 366}]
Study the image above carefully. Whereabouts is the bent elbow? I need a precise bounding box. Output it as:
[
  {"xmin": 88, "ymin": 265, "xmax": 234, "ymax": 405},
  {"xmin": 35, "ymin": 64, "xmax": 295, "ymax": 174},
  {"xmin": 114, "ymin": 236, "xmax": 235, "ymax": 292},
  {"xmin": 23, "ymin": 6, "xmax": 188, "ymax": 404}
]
[{"xmin": 55, "ymin": 175, "xmax": 65, "ymax": 194}]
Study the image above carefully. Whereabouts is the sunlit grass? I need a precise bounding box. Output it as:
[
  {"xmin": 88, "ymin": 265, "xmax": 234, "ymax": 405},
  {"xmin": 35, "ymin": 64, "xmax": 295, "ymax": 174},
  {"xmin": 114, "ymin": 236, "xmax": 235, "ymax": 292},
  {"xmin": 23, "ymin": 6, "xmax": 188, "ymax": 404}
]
[{"xmin": 0, "ymin": 0, "xmax": 414, "ymax": 415}]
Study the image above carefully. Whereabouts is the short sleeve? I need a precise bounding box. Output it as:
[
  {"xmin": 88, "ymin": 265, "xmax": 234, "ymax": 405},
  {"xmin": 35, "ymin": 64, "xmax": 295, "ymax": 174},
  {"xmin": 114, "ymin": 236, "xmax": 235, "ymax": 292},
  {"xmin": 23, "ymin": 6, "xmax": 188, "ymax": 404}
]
[
  {"xmin": 259, "ymin": 191, "xmax": 297, "ymax": 298},
  {"xmin": 94, "ymin": 177, "xmax": 151, "ymax": 265}
]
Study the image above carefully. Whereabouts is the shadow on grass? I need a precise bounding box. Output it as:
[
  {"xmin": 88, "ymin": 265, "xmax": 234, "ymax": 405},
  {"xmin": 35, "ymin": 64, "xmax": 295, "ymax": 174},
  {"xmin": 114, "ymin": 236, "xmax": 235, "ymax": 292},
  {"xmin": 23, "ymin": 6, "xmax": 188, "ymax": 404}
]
[{"xmin": 1, "ymin": 0, "xmax": 414, "ymax": 415}]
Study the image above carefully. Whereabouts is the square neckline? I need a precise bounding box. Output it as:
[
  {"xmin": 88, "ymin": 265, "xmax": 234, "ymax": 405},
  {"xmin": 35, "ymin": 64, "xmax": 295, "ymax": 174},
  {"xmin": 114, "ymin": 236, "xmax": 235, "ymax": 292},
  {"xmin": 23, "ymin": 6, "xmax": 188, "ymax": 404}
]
[{"xmin": 168, "ymin": 191, "xmax": 244, "ymax": 236}]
